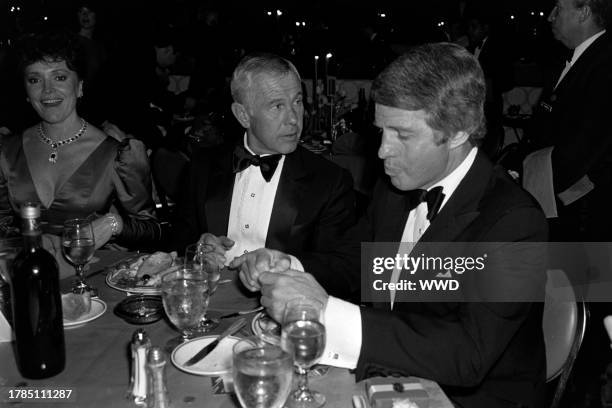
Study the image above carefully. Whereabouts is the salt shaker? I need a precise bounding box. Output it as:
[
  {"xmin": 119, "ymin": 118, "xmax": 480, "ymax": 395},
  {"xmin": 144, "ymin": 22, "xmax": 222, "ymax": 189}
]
[
  {"xmin": 127, "ymin": 329, "xmax": 151, "ymax": 406},
  {"xmin": 146, "ymin": 346, "xmax": 170, "ymax": 408}
]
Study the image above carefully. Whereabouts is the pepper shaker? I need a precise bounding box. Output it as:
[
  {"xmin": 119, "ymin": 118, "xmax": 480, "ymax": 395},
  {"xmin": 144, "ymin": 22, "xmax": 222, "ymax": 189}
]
[
  {"xmin": 146, "ymin": 346, "xmax": 171, "ymax": 408},
  {"xmin": 127, "ymin": 329, "xmax": 151, "ymax": 406}
]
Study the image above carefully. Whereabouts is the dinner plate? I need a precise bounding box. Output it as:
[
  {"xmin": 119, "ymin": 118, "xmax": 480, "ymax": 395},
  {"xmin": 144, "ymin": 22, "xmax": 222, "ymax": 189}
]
[
  {"xmin": 171, "ymin": 335, "xmax": 241, "ymax": 376},
  {"xmin": 64, "ymin": 298, "xmax": 107, "ymax": 328},
  {"xmin": 251, "ymin": 312, "xmax": 281, "ymax": 344},
  {"xmin": 105, "ymin": 255, "xmax": 179, "ymax": 295}
]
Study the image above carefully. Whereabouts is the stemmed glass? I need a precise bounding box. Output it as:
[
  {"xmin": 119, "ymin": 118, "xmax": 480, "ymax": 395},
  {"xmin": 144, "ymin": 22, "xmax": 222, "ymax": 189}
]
[
  {"xmin": 185, "ymin": 243, "xmax": 220, "ymax": 332},
  {"xmin": 62, "ymin": 218, "xmax": 96, "ymax": 295},
  {"xmin": 233, "ymin": 336, "xmax": 293, "ymax": 408},
  {"xmin": 280, "ymin": 298, "xmax": 327, "ymax": 408},
  {"xmin": 161, "ymin": 267, "xmax": 209, "ymax": 351}
]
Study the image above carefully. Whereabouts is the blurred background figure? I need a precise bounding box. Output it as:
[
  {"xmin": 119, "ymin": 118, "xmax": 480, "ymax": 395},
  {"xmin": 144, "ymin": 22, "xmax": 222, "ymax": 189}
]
[
  {"xmin": 466, "ymin": 10, "xmax": 514, "ymax": 160},
  {"xmin": 74, "ymin": 1, "xmax": 109, "ymax": 126}
]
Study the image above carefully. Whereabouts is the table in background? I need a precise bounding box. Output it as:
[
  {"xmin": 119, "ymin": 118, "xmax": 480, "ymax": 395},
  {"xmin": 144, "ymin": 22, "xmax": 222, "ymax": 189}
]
[{"xmin": 0, "ymin": 250, "xmax": 452, "ymax": 408}]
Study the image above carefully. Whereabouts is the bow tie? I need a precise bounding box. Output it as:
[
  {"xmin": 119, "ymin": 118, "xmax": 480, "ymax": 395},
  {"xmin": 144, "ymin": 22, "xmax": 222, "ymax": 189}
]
[
  {"xmin": 232, "ymin": 145, "xmax": 282, "ymax": 182},
  {"xmin": 404, "ymin": 186, "xmax": 445, "ymax": 221}
]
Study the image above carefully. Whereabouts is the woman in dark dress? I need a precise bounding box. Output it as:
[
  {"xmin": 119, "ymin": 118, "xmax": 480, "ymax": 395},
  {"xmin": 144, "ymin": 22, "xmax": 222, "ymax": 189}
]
[{"xmin": 0, "ymin": 30, "xmax": 161, "ymax": 251}]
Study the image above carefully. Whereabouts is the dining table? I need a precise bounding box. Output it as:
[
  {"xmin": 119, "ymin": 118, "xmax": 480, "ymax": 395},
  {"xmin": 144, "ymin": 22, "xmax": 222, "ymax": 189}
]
[{"xmin": 0, "ymin": 250, "xmax": 453, "ymax": 408}]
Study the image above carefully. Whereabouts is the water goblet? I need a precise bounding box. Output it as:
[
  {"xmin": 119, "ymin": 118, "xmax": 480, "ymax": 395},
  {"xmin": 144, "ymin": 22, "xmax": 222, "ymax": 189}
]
[
  {"xmin": 185, "ymin": 243, "xmax": 220, "ymax": 332},
  {"xmin": 62, "ymin": 218, "xmax": 96, "ymax": 295},
  {"xmin": 280, "ymin": 297, "xmax": 326, "ymax": 408},
  {"xmin": 161, "ymin": 267, "xmax": 209, "ymax": 351},
  {"xmin": 233, "ymin": 336, "xmax": 293, "ymax": 408}
]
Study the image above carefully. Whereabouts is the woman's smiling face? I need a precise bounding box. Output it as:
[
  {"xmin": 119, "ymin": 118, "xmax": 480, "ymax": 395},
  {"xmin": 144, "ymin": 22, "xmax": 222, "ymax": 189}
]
[{"xmin": 24, "ymin": 59, "xmax": 82, "ymax": 125}]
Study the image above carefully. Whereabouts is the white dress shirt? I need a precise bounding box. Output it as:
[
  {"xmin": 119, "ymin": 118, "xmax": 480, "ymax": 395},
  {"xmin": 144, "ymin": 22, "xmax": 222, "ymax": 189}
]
[
  {"xmin": 225, "ymin": 134, "xmax": 303, "ymax": 270},
  {"xmin": 555, "ymin": 30, "xmax": 606, "ymax": 89},
  {"xmin": 319, "ymin": 147, "xmax": 479, "ymax": 369}
]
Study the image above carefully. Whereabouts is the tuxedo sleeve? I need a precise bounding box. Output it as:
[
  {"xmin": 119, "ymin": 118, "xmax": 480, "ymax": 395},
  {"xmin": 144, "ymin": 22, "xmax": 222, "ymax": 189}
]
[
  {"xmin": 293, "ymin": 168, "xmax": 361, "ymax": 301},
  {"xmin": 164, "ymin": 150, "xmax": 206, "ymax": 251},
  {"xmin": 355, "ymin": 206, "xmax": 547, "ymax": 386}
]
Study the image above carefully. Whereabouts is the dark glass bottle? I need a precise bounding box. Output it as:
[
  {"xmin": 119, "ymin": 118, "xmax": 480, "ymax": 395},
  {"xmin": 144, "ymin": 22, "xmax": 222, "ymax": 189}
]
[{"xmin": 10, "ymin": 203, "xmax": 65, "ymax": 379}]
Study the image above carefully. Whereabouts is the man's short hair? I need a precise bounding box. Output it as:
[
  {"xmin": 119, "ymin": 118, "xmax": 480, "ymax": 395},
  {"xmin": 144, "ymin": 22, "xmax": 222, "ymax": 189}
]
[
  {"xmin": 371, "ymin": 42, "xmax": 486, "ymax": 143},
  {"xmin": 230, "ymin": 52, "xmax": 301, "ymax": 106},
  {"xmin": 575, "ymin": 0, "xmax": 612, "ymax": 29}
]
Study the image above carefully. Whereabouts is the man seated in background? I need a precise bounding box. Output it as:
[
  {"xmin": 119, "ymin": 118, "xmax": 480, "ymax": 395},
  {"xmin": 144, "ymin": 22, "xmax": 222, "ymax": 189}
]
[
  {"xmin": 244, "ymin": 43, "xmax": 548, "ymax": 408},
  {"xmin": 168, "ymin": 52, "xmax": 359, "ymax": 300}
]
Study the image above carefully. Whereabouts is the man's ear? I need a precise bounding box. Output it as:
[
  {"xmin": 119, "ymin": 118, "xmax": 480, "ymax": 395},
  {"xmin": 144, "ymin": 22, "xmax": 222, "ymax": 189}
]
[
  {"xmin": 448, "ymin": 130, "xmax": 470, "ymax": 149},
  {"xmin": 231, "ymin": 102, "xmax": 250, "ymax": 128}
]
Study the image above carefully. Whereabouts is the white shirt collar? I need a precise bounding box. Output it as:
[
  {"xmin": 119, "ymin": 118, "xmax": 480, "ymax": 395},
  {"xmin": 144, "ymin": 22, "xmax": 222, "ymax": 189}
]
[
  {"xmin": 428, "ymin": 146, "xmax": 478, "ymax": 211},
  {"xmin": 570, "ymin": 30, "xmax": 606, "ymax": 66},
  {"xmin": 243, "ymin": 132, "xmax": 278, "ymax": 157}
]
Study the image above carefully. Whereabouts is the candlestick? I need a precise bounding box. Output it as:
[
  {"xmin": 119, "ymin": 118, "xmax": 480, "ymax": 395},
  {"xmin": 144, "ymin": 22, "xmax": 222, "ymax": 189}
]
[
  {"xmin": 313, "ymin": 56, "xmax": 319, "ymax": 131},
  {"xmin": 324, "ymin": 53, "xmax": 332, "ymax": 95}
]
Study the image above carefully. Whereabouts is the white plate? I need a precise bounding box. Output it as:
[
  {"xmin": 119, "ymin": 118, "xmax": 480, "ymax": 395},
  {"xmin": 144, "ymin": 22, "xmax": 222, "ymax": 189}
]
[
  {"xmin": 64, "ymin": 298, "xmax": 107, "ymax": 328},
  {"xmin": 171, "ymin": 335, "xmax": 241, "ymax": 376},
  {"xmin": 105, "ymin": 255, "xmax": 180, "ymax": 295},
  {"xmin": 251, "ymin": 312, "xmax": 281, "ymax": 345}
]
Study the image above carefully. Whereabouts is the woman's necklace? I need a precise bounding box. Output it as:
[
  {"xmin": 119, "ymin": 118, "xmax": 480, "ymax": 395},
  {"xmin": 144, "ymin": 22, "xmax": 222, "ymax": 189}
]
[{"xmin": 37, "ymin": 119, "xmax": 88, "ymax": 164}]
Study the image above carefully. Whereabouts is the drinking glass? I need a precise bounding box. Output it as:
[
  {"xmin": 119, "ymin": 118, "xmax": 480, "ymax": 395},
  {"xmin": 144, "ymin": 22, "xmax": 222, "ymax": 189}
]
[
  {"xmin": 185, "ymin": 243, "xmax": 220, "ymax": 332},
  {"xmin": 233, "ymin": 336, "xmax": 293, "ymax": 408},
  {"xmin": 62, "ymin": 218, "xmax": 96, "ymax": 295},
  {"xmin": 161, "ymin": 267, "xmax": 209, "ymax": 351},
  {"xmin": 281, "ymin": 298, "xmax": 326, "ymax": 408}
]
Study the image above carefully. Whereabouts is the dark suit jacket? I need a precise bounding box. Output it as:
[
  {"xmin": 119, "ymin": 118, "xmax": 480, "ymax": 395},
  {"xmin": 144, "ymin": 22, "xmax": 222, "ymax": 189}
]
[
  {"xmin": 169, "ymin": 143, "xmax": 359, "ymax": 299},
  {"xmin": 528, "ymin": 32, "xmax": 612, "ymax": 239},
  {"xmin": 355, "ymin": 151, "xmax": 548, "ymax": 408}
]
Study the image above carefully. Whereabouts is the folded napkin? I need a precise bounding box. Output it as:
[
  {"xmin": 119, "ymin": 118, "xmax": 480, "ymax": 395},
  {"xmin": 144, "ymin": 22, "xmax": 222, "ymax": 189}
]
[{"xmin": 523, "ymin": 147, "xmax": 558, "ymax": 218}]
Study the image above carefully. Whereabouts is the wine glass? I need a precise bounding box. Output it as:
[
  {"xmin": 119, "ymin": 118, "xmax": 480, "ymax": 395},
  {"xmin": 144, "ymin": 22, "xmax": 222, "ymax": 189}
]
[
  {"xmin": 161, "ymin": 267, "xmax": 209, "ymax": 351},
  {"xmin": 62, "ymin": 218, "xmax": 96, "ymax": 295},
  {"xmin": 185, "ymin": 243, "xmax": 220, "ymax": 332},
  {"xmin": 280, "ymin": 298, "xmax": 326, "ymax": 408},
  {"xmin": 233, "ymin": 336, "xmax": 293, "ymax": 408}
]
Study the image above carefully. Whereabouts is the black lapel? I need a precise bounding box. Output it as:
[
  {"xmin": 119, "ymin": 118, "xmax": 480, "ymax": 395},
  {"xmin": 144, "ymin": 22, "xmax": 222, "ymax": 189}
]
[
  {"xmin": 204, "ymin": 146, "xmax": 235, "ymax": 236},
  {"xmin": 419, "ymin": 150, "xmax": 491, "ymax": 243},
  {"xmin": 554, "ymin": 32, "xmax": 609, "ymax": 95},
  {"xmin": 265, "ymin": 147, "xmax": 310, "ymax": 250}
]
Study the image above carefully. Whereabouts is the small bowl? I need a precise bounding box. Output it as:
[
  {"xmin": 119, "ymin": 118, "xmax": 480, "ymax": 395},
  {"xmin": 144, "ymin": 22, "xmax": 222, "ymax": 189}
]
[{"xmin": 114, "ymin": 295, "xmax": 164, "ymax": 325}]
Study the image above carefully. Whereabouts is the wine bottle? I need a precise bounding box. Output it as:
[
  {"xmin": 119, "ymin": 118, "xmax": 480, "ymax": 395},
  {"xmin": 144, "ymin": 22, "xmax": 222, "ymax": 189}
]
[{"xmin": 10, "ymin": 203, "xmax": 65, "ymax": 379}]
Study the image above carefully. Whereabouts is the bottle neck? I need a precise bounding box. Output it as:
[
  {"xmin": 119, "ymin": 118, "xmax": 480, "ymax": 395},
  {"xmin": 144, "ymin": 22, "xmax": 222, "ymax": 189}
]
[{"xmin": 21, "ymin": 218, "xmax": 43, "ymax": 249}]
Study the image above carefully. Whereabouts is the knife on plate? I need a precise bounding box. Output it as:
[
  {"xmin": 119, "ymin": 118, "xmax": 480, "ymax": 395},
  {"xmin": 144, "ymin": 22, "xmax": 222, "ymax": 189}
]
[{"xmin": 184, "ymin": 318, "xmax": 247, "ymax": 367}]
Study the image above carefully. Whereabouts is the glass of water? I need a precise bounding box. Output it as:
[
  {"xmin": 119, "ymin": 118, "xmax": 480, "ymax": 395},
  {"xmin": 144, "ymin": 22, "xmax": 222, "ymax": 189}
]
[
  {"xmin": 161, "ymin": 267, "xmax": 209, "ymax": 350},
  {"xmin": 233, "ymin": 336, "xmax": 293, "ymax": 408},
  {"xmin": 185, "ymin": 243, "xmax": 221, "ymax": 332},
  {"xmin": 281, "ymin": 297, "xmax": 326, "ymax": 408}
]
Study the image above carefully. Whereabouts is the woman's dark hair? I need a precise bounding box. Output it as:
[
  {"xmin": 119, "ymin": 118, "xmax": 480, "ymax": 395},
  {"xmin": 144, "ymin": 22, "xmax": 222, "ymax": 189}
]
[{"xmin": 16, "ymin": 30, "xmax": 87, "ymax": 79}]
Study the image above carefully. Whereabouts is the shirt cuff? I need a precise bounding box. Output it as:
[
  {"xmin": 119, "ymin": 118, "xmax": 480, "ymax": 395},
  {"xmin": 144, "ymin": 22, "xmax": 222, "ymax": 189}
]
[
  {"xmin": 288, "ymin": 255, "xmax": 305, "ymax": 272},
  {"xmin": 319, "ymin": 296, "xmax": 361, "ymax": 369}
]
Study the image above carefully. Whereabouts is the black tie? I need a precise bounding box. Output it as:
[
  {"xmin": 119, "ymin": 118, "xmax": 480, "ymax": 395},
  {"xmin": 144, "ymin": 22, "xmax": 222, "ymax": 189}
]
[
  {"xmin": 405, "ymin": 186, "xmax": 445, "ymax": 221},
  {"xmin": 232, "ymin": 145, "xmax": 282, "ymax": 182}
]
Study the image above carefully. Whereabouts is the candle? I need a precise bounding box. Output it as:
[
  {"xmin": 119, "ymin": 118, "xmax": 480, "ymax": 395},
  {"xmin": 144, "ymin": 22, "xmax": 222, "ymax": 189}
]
[
  {"xmin": 324, "ymin": 53, "xmax": 332, "ymax": 95},
  {"xmin": 313, "ymin": 56, "xmax": 319, "ymax": 115}
]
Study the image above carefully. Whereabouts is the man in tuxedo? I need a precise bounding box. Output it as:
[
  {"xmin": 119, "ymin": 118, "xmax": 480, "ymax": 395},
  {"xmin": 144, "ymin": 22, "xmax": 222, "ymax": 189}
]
[
  {"xmin": 250, "ymin": 43, "xmax": 548, "ymax": 407},
  {"xmin": 170, "ymin": 53, "xmax": 358, "ymax": 299},
  {"xmin": 526, "ymin": 0, "xmax": 612, "ymax": 241}
]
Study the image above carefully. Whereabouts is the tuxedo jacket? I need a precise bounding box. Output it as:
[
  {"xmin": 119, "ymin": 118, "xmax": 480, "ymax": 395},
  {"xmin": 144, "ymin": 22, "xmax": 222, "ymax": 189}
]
[
  {"xmin": 170, "ymin": 143, "xmax": 359, "ymax": 299},
  {"xmin": 355, "ymin": 151, "xmax": 548, "ymax": 408},
  {"xmin": 529, "ymin": 33, "xmax": 612, "ymax": 222}
]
